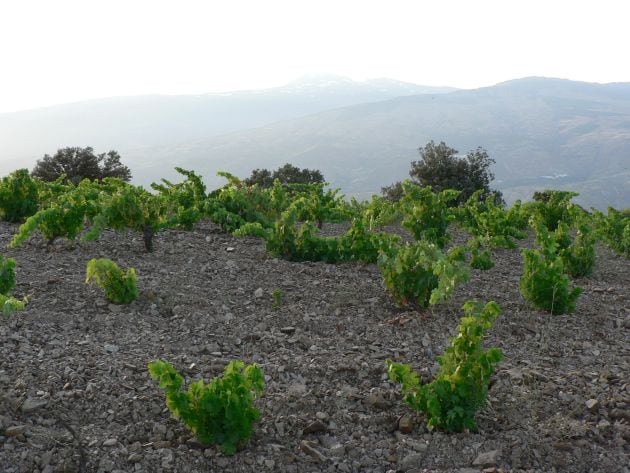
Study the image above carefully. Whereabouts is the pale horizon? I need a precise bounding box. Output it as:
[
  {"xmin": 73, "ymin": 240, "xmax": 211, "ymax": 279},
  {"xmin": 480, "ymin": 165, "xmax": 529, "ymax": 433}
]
[{"xmin": 2, "ymin": 0, "xmax": 630, "ymax": 114}]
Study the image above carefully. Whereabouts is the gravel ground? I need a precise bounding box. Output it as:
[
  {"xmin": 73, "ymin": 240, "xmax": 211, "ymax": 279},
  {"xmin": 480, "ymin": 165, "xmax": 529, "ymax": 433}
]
[{"xmin": 0, "ymin": 220, "xmax": 628, "ymax": 473}]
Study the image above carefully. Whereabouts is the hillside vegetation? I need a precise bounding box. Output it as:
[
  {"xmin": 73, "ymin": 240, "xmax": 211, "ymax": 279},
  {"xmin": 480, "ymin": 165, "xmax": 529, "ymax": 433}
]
[{"xmin": 0, "ymin": 167, "xmax": 628, "ymax": 472}]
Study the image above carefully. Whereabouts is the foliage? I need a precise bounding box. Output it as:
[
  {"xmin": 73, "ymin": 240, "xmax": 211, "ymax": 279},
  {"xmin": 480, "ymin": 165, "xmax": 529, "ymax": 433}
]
[
  {"xmin": 265, "ymin": 200, "xmax": 342, "ymax": 262},
  {"xmin": 0, "ymin": 169, "xmax": 40, "ymax": 222},
  {"xmin": 0, "ymin": 294, "xmax": 26, "ymax": 316},
  {"xmin": 399, "ymin": 181, "xmax": 459, "ymax": 248},
  {"xmin": 468, "ymin": 238, "xmax": 495, "ymax": 270},
  {"xmin": 293, "ymin": 184, "xmax": 349, "ymax": 228},
  {"xmin": 272, "ymin": 289, "xmax": 283, "ymax": 310},
  {"xmin": 352, "ymin": 195, "xmax": 401, "ymax": 231},
  {"xmin": 85, "ymin": 258, "xmax": 138, "ymax": 304},
  {"xmin": 389, "ymin": 141, "xmax": 503, "ymax": 206},
  {"xmin": 31, "ymin": 147, "xmax": 131, "ymax": 184},
  {"xmin": 207, "ymin": 173, "xmax": 274, "ymax": 233},
  {"xmin": 540, "ymin": 221, "xmax": 596, "ymax": 278},
  {"xmin": 0, "ymin": 255, "xmax": 16, "ymax": 295},
  {"xmin": 151, "ymin": 167, "xmax": 207, "ymax": 230},
  {"xmin": 339, "ymin": 218, "xmax": 400, "ymax": 263},
  {"xmin": 456, "ymin": 190, "xmax": 526, "ymax": 249},
  {"xmin": 504, "ymin": 200, "xmax": 530, "ymax": 230},
  {"xmin": 592, "ymin": 207, "xmax": 630, "ymax": 257},
  {"xmin": 232, "ymin": 222, "xmax": 270, "ymax": 238},
  {"xmin": 148, "ymin": 359, "xmax": 264, "ymax": 455},
  {"xmin": 10, "ymin": 179, "xmax": 107, "ymax": 247},
  {"xmin": 84, "ymin": 184, "xmax": 175, "ymax": 252},
  {"xmin": 520, "ymin": 221, "xmax": 582, "ymax": 314},
  {"xmin": 381, "ymin": 181, "xmax": 404, "ymax": 202},
  {"xmin": 378, "ymin": 240, "xmax": 469, "ymax": 308},
  {"xmin": 245, "ymin": 163, "xmax": 324, "ymax": 188},
  {"xmin": 387, "ymin": 300, "xmax": 502, "ymax": 432},
  {"xmin": 0, "ymin": 255, "xmax": 27, "ymax": 316},
  {"xmin": 529, "ymin": 190, "xmax": 579, "ymax": 230},
  {"xmin": 264, "ymin": 199, "xmax": 398, "ymax": 264}
]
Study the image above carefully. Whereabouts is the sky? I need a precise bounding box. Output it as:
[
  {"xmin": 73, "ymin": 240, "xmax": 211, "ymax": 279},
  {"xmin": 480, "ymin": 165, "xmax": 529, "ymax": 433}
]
[{"xmin": 1, "ymin": 0, "xmax": 629, "ymax": 113}]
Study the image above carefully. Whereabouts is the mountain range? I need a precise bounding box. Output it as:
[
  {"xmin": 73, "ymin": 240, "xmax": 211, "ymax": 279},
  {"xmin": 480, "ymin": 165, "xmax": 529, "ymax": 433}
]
[{"xmin": 1, "ymin": 75, "xmax": 629, "ymax": 209}]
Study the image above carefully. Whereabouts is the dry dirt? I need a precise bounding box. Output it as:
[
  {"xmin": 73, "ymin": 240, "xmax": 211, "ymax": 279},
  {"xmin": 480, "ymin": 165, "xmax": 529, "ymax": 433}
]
[{"xmin": 0, "ymin": 220, "xmax": 628, "ymax": 473}]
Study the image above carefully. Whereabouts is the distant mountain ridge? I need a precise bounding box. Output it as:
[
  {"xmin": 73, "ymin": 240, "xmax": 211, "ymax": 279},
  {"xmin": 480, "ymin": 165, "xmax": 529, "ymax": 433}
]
[
  {"xmin": 1, "ymin": 76, "xmax": 629, "ymax": 209},
  {"xmin": 0, "ymin": 74, "xmax": 455, "ymax": 169},
  {"xmin": 153, "ymin": 76, "xmax": 627, "ymax": 210}
]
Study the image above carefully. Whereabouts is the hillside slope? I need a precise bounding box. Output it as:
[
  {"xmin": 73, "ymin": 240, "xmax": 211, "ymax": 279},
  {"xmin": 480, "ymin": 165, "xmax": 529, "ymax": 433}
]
[
  {"xmin": 0, "ymin": 220, "xmax": 628, "ymax": 472},
  {"xmin": 162, "ymin": 77, "xmax": 630, "ymax": 209},
  {"xmin": 0, "ymin": 74, "xmax": 454, "ymax": 172}
]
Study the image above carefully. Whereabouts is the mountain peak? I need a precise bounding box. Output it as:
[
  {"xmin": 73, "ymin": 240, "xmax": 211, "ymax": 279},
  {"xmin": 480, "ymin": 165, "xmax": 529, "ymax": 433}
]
[{"xmin": 287, "ymin": 73, "xmax": 355, "ymax": 88}]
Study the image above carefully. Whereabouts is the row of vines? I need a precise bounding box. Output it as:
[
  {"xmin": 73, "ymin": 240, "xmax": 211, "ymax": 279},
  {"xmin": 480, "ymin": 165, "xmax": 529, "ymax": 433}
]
[{"xmin": 1, "ymin": 166, "xmax": 628, "ymax": 453}]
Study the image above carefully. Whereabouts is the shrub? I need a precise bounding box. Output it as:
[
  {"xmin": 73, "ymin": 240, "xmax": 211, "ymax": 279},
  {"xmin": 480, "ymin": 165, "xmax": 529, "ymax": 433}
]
[
  {"xmin": 387, "ymin": 300, "xmax": 503, "ymax": 432},
  {"xmin": 0, "ymin": 255, "xmax": 16, "ymax": 295},
  {"xmin": 468, "ymin": 238, "xmax": 495, "ymax": 270},
  {"xmin": 399, "ymin": 181, "xmax": 459, "ymax": 248},
  {"xmin": 378, "ymin": 241, "xmax": 469, "ymax": 308},
  {"xmin": 272, "ymin": 289, "xmax": 283, "ymax": 310},
  {"xmin": 553, "ymin": 222, "xmax": 596, "ymax": 278},
  {"xmin": 10, "ymin": 179, "xmax": 107, "ymax": 247},
  {"xmin": 520, "ymin": 225, "xmax": 582, "ymax": 314},
  {"xmin": 0, "ymin": 169, "xmax": 39, "ymax": 222},
  {"xmin": 151, "ymin": 167, "xmax": 208, "ymax": 230},
  {"xmin": 592, "ymin": 207, "xmax": 630, "ymax": 257},
  {"xmin": 0, "ymin": 255, "xmax": 27, "ymax": 316},
  {"xmin": 457, "ymin": 190, "xmax": 526, "ymax": 249},
  {"xmin": 529, "ymin": 190, "xmax": 579, "ymax": 230},
  {"xmin": 148, "ymin": 359, "xmax": 264, "ymax": 455},
  {"xmin": 85, "ymin": 258, "xmax": 138, "ymax": 304}
]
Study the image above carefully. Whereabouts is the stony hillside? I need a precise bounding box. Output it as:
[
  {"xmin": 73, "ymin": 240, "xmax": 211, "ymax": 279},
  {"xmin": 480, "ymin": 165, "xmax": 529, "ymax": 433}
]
[{"xmin": 0, "ymin": 220, "xmax": 628, "ymax": 473}]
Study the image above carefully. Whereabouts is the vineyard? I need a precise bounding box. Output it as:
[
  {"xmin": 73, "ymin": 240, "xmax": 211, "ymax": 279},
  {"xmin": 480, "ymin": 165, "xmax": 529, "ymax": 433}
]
[{"xmin": 0, "ymin": 169, "xmax": 628, "ymax": 473}]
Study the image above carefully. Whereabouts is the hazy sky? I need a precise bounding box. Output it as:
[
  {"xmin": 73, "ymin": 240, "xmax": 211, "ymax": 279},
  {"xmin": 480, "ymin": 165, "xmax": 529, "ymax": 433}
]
[{"xmin": 1, "ymin": 0, "xmax": 629, "ymax": 113}]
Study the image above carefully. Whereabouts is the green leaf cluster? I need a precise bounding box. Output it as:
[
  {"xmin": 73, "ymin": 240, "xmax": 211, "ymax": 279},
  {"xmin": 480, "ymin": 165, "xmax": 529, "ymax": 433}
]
[
  {"xmin": 148, "ymin": 360, "xmax": 264, "ymax": 455},
  {"xmin": 0, "ymin": 169, "xmax": 39, "ymax": 223},
  {"xmin": 85, "ymin": 185, "xmax": 174, "ymax": 252},
  {"xmin": 152, "ymin": 168, "xmax": 207, "ymax": 230},
  {"xmin": 387, "ymin": 301, "xmax": 502, "ymax": 432},
  {"xmin": 399, "ymin": 182, "xmax": 459, "ymax": 248},
  {"xmin": 547, "ymin": 222, "xmax": 596, "ymax": 278},
  {"xmin": 457, "ymin": 190, "xmax": 526, "ymax": 249},
  {"xmin": 468, "ymin": 238, "xmax": 495, "ymax": 270},
  {"xmin": 592, "ymin": 207, "xmax": 630, "ymax": 257},
  {"xmin": 378, "ymin": 240, "xmax": 469, "ymax": 308},
  {"xmin": 0, "ymin": 255, "xmax": 27, "ymax": 316},
  {"xmin": 272, "ymin": 289, "xmax": 283, "ymax": 310},
  {"xmin": 520, "ymin": 221, "xmax": 582, "ymax": 314},
  {"xmin": 9, "ymin": 178, "xmax": 121, "ymax": 247},
  {"xmin": 264, "ymin": 199, "xmax": 398, "ymax": 264},
  {"xmin": 528, "ymin": 190, "xmax": 580, "ymax": 231},
  {"xmin": 85, "ymin": 258, "xmax": 138, "ymax": 304}
]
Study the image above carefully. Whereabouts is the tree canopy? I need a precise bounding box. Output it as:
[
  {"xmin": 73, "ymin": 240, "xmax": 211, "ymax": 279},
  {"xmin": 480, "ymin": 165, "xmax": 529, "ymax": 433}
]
[
  {"xmin": 31, "ymin": 147, "xmax": 132, "ymax": 185},
  {"xmin": 383, "ymin": 141, "xmax": 502, "ymax": 205},
  {"xmin": 245, "ymin": 163, "xmax": 324, "ymax": 188}
]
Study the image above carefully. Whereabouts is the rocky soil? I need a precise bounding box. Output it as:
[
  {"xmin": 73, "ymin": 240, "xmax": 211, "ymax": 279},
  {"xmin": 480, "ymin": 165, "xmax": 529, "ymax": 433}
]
[{"xmin": 0, "ymin": 220, "xmax": 628, "ymax": 473}]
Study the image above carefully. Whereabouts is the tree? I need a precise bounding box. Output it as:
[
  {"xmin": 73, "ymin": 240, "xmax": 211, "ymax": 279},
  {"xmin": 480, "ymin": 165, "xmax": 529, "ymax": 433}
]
[
  {"xmin": 31, "ymin": 147, "xmax": 132, "ymax": 184},
  {"xmin": 245, "ymin": 163, "xmax": 324, "ymax": 188},
  {"xmin": 383, "ymin": 141, "xmax": 502, "ymax": 205}
]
